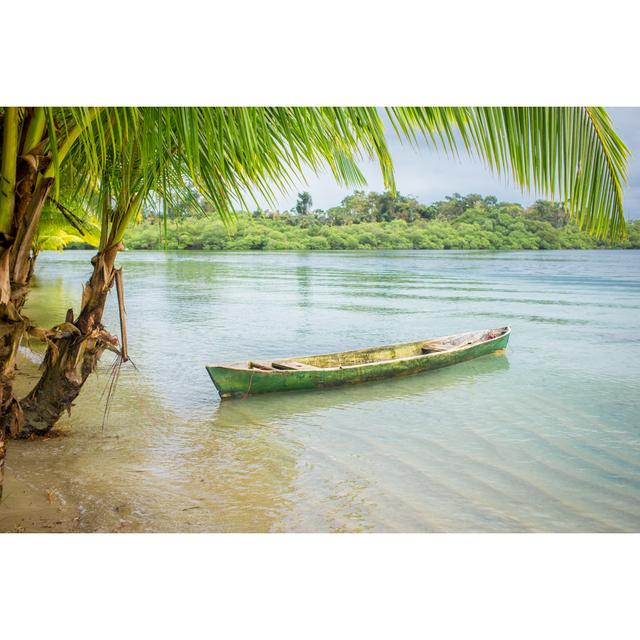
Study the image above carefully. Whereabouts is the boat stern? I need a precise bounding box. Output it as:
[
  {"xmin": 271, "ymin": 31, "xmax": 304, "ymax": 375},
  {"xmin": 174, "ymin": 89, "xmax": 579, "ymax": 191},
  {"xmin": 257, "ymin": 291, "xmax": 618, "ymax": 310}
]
[{"xmin": 206, "ymin": 365, "xmax": 252, "ymax": 398}]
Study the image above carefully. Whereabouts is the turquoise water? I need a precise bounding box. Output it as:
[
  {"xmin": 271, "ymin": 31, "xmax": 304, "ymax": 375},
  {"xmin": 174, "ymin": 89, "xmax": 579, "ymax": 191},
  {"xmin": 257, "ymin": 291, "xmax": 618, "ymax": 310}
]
[{"xmin": 2, "ymin": 250, "xmax": 639, "ymax": 531}]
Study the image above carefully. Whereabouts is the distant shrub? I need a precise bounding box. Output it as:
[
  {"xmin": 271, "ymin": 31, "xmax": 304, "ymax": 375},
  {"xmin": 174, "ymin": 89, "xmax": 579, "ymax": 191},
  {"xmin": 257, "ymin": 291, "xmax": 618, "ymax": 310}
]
[{"xmin": 125, "ymin": 196, "xmax": 640, "ymax": 252}]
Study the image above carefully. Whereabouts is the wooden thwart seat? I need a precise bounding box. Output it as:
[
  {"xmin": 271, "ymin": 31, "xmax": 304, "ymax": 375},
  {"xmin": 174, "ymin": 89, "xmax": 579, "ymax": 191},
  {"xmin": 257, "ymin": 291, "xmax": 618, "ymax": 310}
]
[
  {"xmin": 421, "ymin": 343, "xmax": 451, "ymax": 354},
  {"xmin": 271, "ymin": 360, "xmax": 321, "ymax": 371},
  {"xmin": 248, "ymin": 360, "xmax": 321, "ymax": 371},
  {"xmin": 248, "ymin": 361, "xmax": 276, "ymax": 370}
]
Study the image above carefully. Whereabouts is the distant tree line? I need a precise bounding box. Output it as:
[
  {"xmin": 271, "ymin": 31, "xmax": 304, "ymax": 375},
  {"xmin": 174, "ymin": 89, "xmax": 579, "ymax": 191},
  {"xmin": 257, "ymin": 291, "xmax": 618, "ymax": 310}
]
[{"xmin": 121, "ymin": 191, "xmax": 640, "ymax": 251}]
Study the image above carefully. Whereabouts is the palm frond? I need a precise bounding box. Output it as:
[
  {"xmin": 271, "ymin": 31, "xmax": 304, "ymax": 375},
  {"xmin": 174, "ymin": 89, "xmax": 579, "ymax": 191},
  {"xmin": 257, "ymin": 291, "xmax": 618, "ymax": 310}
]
[
  {"xmin": 388, "ymin": 107, "xmax": 629, "ymax": 238},
  {"xmin": 57, "ymin": 107, "xmax": 399, "ymax": 246},
  {"xmin": 48, "ymin": 106, "xmax": 630, "ymax": 246},
  {"xmin": 34, "ymin": 195, "xmax": 101, "ymax": 252}
]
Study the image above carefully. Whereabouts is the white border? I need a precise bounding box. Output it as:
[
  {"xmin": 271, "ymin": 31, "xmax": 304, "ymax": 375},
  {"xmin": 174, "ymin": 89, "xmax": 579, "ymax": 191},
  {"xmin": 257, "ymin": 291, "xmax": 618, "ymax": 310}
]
[
  {"xmin": 2, "ymin": 1, "xmax": 640, "ymax": 105},
  {"xmin": 2, "ymin": 3, "xmax": 639, "ymax": 638},
  {"xmin": 3, "ymin": 534, "xmax": 639, "ymax": 639}
]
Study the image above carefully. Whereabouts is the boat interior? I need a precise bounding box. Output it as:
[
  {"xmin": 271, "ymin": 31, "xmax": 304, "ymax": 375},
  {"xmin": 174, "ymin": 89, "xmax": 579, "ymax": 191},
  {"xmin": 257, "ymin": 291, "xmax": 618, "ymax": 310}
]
[{"xmin": 246, "ymin": 327, "xmax": 509, "ymax": 371}]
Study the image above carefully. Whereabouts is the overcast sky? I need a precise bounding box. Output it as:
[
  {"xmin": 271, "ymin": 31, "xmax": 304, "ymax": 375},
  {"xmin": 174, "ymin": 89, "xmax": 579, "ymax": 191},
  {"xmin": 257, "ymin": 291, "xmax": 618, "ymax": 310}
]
[{"xmin": 267, "ymin": 107, "xmax": 640, "ymax": 219}]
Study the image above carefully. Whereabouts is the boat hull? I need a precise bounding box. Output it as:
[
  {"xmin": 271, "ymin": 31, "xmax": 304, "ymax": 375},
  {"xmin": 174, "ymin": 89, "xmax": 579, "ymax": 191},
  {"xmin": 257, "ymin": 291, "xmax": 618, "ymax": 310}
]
[{"xmin": 206, "ymin": 327, "xmax": 510, "ymax": 399}]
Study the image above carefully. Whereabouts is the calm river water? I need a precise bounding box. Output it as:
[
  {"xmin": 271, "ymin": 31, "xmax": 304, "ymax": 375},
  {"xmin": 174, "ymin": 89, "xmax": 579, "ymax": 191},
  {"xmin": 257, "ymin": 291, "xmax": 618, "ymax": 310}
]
[{"xmin": 2, "ymin": 250, "xmax": 639, "ymax": 532}]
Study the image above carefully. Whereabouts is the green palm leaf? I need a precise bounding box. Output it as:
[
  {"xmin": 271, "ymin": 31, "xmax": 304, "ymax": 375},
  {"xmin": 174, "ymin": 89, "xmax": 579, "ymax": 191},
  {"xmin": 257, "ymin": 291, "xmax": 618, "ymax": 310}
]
[
  {"xmin": 388, "ymin": 107, "xmax": 629, "ymax": 238},
  {"xmin": 42, "ymin": 106, "xmax": 629, "ymax": 245}
]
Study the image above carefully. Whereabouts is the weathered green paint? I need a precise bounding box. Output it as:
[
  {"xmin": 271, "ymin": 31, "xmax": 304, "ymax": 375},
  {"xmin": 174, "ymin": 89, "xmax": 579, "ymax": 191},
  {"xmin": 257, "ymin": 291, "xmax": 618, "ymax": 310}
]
[{"xmin": 206, "ymin": 326, "xmax": 511, "ymax": 399}]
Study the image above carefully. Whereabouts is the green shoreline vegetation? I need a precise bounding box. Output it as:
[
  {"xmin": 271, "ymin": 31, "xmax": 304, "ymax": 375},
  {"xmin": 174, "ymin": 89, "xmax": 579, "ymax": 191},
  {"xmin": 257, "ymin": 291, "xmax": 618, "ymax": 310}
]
[{"xmin": 122, "ymin": 192, "xmax": 640, "ymax": 251}]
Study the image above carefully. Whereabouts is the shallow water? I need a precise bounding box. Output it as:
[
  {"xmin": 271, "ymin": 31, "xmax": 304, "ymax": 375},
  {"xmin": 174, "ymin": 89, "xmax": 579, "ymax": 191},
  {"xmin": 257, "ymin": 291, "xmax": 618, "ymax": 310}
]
[{"xmin": 2, "ymin": 249, "xmax": 639, "ymax": 532}]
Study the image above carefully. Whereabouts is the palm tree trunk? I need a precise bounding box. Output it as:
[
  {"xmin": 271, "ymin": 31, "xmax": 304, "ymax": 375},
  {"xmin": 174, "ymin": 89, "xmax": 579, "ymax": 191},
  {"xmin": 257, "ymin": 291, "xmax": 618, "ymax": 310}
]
[
  {"xmin": 0, "ymin": 166, "xmax": 52, "ymax": 496},
  {"xmin": 0, "ymin": 307, "xmax": 23, "ymax": 498},
  {"xmin": 18, "ymin": 242, "xmax": 123, "ymax": 436}
]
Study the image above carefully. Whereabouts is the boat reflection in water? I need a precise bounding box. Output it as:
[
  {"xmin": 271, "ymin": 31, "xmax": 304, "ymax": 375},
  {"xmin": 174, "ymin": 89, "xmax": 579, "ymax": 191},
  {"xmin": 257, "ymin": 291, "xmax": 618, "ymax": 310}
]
[{"xmin": 212, "ymin": 350, "xmax": 510, "ymax": 429}]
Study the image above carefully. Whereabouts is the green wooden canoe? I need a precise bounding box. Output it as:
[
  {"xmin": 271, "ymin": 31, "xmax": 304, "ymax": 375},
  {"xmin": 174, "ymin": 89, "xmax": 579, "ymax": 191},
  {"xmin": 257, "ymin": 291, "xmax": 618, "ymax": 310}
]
[{"xmin": 206, "ymin": 326, "xmax": 510, "ymax": 399}]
